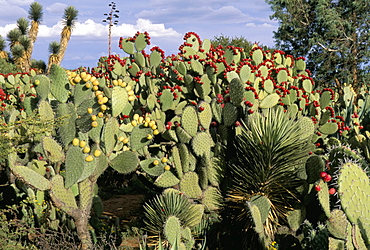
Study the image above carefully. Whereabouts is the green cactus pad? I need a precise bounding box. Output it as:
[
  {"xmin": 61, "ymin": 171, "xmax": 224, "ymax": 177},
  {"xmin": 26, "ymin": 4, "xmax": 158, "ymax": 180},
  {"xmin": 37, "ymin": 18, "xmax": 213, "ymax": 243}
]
[
  {"xmin": 172, "ymin": 146, "xmax": 183, "ymax": 179},
  {"xmin": 337, "ymin": 162, "xmax": 370, "ymax": 244},
  {"xmin": 10, "ymin": 165, "xmax": 51, "ymax": 191},
  {"xmin": 77, "ymin": 154, "xmax": 97, "ymax": 182},
  {"xmin": 130, "ymin": 124, "xmax": 153, "ymax": 151},
  {"xmin": 164, "ymin": 215, "xmax": 181, "ymax": 246},
  {"xmin": 320, "ymin": 91, "xmax": 332, "ymax": 109},
  {"xmin": 252, "ymin": 49, "xmax": 263, "ymax": 65},
  {"xmin": 197, "ymin": 101, "xmax": 212, "ymax": 128},
  {"xmin": 175, "ymin": 126, "xmax": 192, "ymax": 144},
  {"xmin": 277, "ymin": 70, "xmax": 288, "ymax": 84},
  {"xmin": 203, "ymin": 186, "xmax": 222, "ymax": 211},
  {"xmin": 38, "ymin": 100, "xmax": 54, "ymax": 121},
  {"xmin": 181, "ymin": 106, "xmax": 198, "ymax": 137},
  {"xmin": 78, "ymin": 178, "xmax": 93, "ymax": 210},
  {"xmin": 352, "ymin": 224, "xmax": 368, "ymax": 249},
  {"xmin": 317, "ymin": 180, "xmax": 331, "ymax": 218},
  {"xmin": 33, "ymin": 75, "xmax": 50, "ymax": 100},
  {"xmin": 150, "ymin": 50, "xmax": 162, "ymax": 67},
  {"xmin": 64, "ymin": 146, "xmax": 85, "ymax": 188},
  {"xmin": 222, "ymin": 102, "xmax": 238, "ymax": 127},
  {"xmin": 90, "ymin": 146, "xmax": 109, "ymax": 182},
  {"xmin": 191, "ymin": 132, "xmax": 212, "ymax": 157},
  {"xmin": 112, "ymin": 86, "xmax": 129, "ymax": 117},
  {"xmin": 211, "ymin": 99, "xmax": 222, "ymax": 123},
  {"xmin": 101, "ymin": 117, "xmax": 119, "ymax": 154},
  {"xmin": 188, "ymin": 204, "xmax": 204, "ymax": 227},
  {"xmin": 179, "ymin": 172, "xmax": 202, "ymax": 199},
  {"xmin": 154, "ymin": 170, "xmax": 180, "ymax": 188},
  {"xmin": 49, "ymin": 64, "xmax": 69, "ymax": 103},
  {"xmin": 57, "ymin": 103, "xmax": 77, "ymax": 146},
  {"xmin": 178, "ymin": 143, "xmax": 190, "ymax": 173},
  {"xmin": 305, "ymin": 155, "xmax": 325, "ymax": 184},
  {"xmin": 297, "ymin": 116, "xmax": 315, "ymax": 140},
  {"xmin": 49, "ymin": 175, "xmax": 78, "ymax": 214},
  {"xmin": 140, "ymin": 158, "xmax": 165, "ymax": 176},
  {"xmin": 287, "ymin": 208, "xmax": 306, "ymax": 232},
  {"xmin": 250, "ymin": 195, "xmax": 271, "ymax": 224},
  {"xmin": 120, "ymin": 38, "xmax": 135, "ymax": 54},
  {"xmin": 239, "ymin": 64, "xmax": 252, "ymax": 83},
  {"xmin": 248, "ymin": 203, "xmax": 264, "ymax": 234},
  {"xmin": 230, "ymin": 78, "xmax": 244, "ymax": 106},
  {"xmin": 259, "ymin": 93, "xmax": 280, "ymax": 109},
  {"xmin": 134, "ymin": 33, "xmax": 147, "ymax": 51},
  {"xmin": 318, "ymin": 122, "xmax": 338, "ymax": 135},
  {"xmin": 110, "ymin": 151, "xmax": 139, "ymax": 174},
  {"xmin": 295, "ymin": 59, "xmax": 306, "ymax": 71},
  {"xmin": 326, "ymin": 209, "xmax": 348, "ymax": 240},
  {"xmin": 160, "ymin": 88, "xmax": 174, "ymax": 111},
  {"xmin": 42, "ymin": 136, "xmax": 64, "ymax": 163}
]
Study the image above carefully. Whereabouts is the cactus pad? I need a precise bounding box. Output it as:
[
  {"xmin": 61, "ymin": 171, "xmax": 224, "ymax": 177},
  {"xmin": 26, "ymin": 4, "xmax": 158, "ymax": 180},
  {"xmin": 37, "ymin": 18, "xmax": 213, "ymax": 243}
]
[
  {"xmin": 110, "ymin": 151, "xmax": 139, "ymax": 174},
  {"xmin": 10, "ymin": 165, "xmax": 51, "ymax": 191},
  {"xmin": 154, "ymin": 170, "xmax": 180, "ymax": 188},
  {"xmin": 179, "ymin": 172, "xmax": 202, "ymax": 198}
]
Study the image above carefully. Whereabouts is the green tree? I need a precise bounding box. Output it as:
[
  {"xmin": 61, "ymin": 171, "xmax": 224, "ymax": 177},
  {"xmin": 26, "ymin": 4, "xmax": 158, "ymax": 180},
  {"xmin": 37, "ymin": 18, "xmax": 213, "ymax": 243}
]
[
  {"xmin": 211, "ymin": 34, "xmax": 271, "ymax": 54},
  {"xmin": 266, "ymin": 0, "xmax": 370, "ymax": 87}
]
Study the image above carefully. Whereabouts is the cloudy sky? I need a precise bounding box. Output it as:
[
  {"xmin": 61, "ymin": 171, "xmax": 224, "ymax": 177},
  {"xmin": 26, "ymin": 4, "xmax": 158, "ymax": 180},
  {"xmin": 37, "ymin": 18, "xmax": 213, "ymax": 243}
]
[{"xmin": 0, "ymin": 0, "xmax": 278, "ymax": 69}]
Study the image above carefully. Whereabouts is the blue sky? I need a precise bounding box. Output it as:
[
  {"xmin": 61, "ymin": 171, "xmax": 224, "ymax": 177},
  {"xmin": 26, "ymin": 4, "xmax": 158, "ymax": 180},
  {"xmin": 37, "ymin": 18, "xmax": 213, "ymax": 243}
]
[{"xmin": 0, "ymin": 0, "xmax": 278, "ymax": 69}]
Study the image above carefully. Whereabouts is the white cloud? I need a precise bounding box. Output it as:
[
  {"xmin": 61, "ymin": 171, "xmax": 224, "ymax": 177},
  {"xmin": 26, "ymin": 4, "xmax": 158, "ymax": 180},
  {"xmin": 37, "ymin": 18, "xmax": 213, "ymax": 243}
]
[
  {"xmin": 4, "ymin": 0, "xmax": 33, "ymax": 6},
  {"xmin": 1, "ymin": 18, "xmax": 181, "ymax": 40},
  {"xmin": 245, "ymin": 23, "xmax": 276, "ymax": 28},
  {"xmin": 46, "ymin": 2, "xmax": 68, "ymax": 14}
]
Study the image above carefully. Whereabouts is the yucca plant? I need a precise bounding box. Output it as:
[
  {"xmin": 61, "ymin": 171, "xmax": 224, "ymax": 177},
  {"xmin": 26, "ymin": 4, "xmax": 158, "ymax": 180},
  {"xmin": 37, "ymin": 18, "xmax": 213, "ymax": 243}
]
[
  {"xmin": 27, "ymin": 2, "xmax": 43, "ymax": 70},
  {"xmin": 0, "ymin": 36, "xmax": 7, "ymax": 59},
  {"xmin": 227, "ymin": 107, "xmax": 313, "ymax": 248},
  {"xmin": 143, "ymin": 189, "xmax": 204, "ymax": 248},
  {"xmin": 56, "ymin": 6, "xmax": 78, "ymax": 66},
  {"xmin": 47, "ymin": 41, "xmax": 60, "ymax": 73}
]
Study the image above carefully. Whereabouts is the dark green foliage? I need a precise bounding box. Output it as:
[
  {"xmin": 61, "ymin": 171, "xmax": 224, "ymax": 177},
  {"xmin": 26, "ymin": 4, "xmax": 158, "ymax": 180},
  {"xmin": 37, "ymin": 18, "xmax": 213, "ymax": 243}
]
[{"xmin": 266, "ymin": 0, "xmax": 370, "ymax": 87}]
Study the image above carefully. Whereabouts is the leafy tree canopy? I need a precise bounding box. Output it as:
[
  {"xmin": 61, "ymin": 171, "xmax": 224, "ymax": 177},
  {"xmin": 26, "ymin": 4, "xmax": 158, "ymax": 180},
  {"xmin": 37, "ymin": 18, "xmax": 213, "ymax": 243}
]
[{"xmin": 266, "ymin": 0, "xmax": 370, "ymax": 87}]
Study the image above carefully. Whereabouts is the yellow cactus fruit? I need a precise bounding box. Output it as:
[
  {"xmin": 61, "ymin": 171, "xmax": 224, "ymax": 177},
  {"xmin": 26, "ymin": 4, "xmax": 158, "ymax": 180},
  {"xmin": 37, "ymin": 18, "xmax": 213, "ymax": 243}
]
[
  {"xmin": 127, "ymin": 90, "xmax": 135, "ymax": 96},
  {"xmin": 133, "ymin": 114, "xmax": 140, "ymax": 121},
  {"xmin": 145, "ymin": 117, "xmax": 151, "ymax": 123},
  {"xmin": 122, "ymin": 138, "xmax": 129, "ymax": 144},
  {"xmin": 93, "ymin": 149, "xmax": 101, "ymax": 157},
  {"xmin": 83, "ymin": 146, "xmax": 91, "ymax": 154},
  {"xmin": 112, "ymin": 79, "xmax": 118, "ymax": 86},
  {"xmin": 74, "ymin": 76, "xmax": 82, "ymax": 83},
  {"xmin": 148, "ymin": 120, "xmax": 156, "ymax": 127},
  {"xmin": 120, "ymin": 81, "xmax": 127, "ymax": 87},
  {"xmin": 131, "ymin": 120, "xmax": 138, "ymax": 127},
  {"xmin": 153, "ymin": 160, "xmax": 159, "ymax": 165},
  {"xmin": 123, "ymin": 146, "xmax": 129, "ymax": 151},
  {"xmin": 153, "ymin": 129, "xmax": 159, "ymax": 135},
  {"xmin": 138, "ymin": 116, "xmax": 144, "ymax": 124},
  {"xmin": 117, "ymin": 79, "xmax": 123, "ymax": 85},
  {"xmin": 90, "ymin": 76, "xmax": 96, "ymax": 82},
  {"xmin": 125, "ymin": 85, "xmax": 132, "ymax": 91},
  {"xmin": 87, "ymin": 107, "xmax": 93, "ymax": 114},
  {"xmin": 128, "ymin": 95, "xmax": 135, "ymax": 102},
  {"xmin": 98, "ymin": 112, "xmax": 104, "ymax": 118},
  {"xmin": 96, "ymin": 94, "xmax": 103, "ymax": 101},
  {"xmin": 143, "ymin": 122, "xmax": 149, "ymax": 127},
  {"xmin": 85, "ymin": 82, "xmax": 91, "ymax": 88},
  {"xmin": 92, "ymin": 121, "xmax": 98, "ymax": 127},
  {"xmin": 101, "ymin": 96, "xmax": 108, "ymax": 104},
  {"xmin": 34, "ymin": 79, "xmax": 40, "ymax": 85},
  {"xmin": 91, "ymin": 115, "xmax": 97, "ymax": 121},
  {"xmin": 72, "ymin": 138, "xmax": 80, "ymax": 146},
  {"xmin": 80, "ymin": 72, "xmax": 87, "ymax": 79},
  {"xmin": 79, "ymin": 140, "xmax": 87, "ymax": 148},
  {"xmin": 70, "ymin": 71, "xmax": 77, "ymax": 78},
  {"xmin": 146, "ymin": 134, "xmax": 153, "ymax": 140},
  {"xmin": 95, "ymin": 90, "xmax": 102, "ymax": 96},
  {"xmin": 92, "ymin": 85, "xmax": 99, "ymax": 91},
  {"xmin": 85, "ymin": 155, "xmax": 94, "ymax": 162},
  {"xmin": 118, "ymin": 136, "xmax": 125, "ymax": 142},
  {"xmin": 83, "ymin": 74, "xmax": 91, "ymax": 82},
  {"xmin": 100, "ymin": 105, "xmax": 107, "ymax": 111},
  {"xmin": 151, "ymin": 124, "xmax": 157, "ymax": 130},
  {"xmin": 161, "ymin": 157, "xmax": 168, "ymax": 163},
  {"xmin": 164, "ymin": 165, "xmax": 171, "ymax": 171},
  {"xmin": 92, "ymin": 80, "xmax": 100, "ymax": 86}
]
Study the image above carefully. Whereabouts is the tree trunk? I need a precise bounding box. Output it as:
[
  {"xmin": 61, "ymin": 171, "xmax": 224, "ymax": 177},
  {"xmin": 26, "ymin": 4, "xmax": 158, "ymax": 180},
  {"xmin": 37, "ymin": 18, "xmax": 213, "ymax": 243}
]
[{"xmin": 74, "ymin": 212, "xmax": 93, "ymax": 250}]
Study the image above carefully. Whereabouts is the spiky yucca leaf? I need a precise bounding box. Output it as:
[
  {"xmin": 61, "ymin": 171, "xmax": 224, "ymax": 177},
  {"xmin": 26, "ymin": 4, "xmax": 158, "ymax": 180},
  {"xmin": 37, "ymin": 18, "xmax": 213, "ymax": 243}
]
[
  {"xmin": 228, "ymin": 108, "xmax": 312, "ymax": 239},
  {"xmin": 143, "ymin": 189, "xmax": 202, "ymax": 236}
]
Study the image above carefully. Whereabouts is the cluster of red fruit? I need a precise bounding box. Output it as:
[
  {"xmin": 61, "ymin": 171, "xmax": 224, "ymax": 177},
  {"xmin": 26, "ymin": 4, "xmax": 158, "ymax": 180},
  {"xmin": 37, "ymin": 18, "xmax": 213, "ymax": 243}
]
[{"xmin": 315, "ymin": 171, "xmax": 336, "ymax": 195}]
